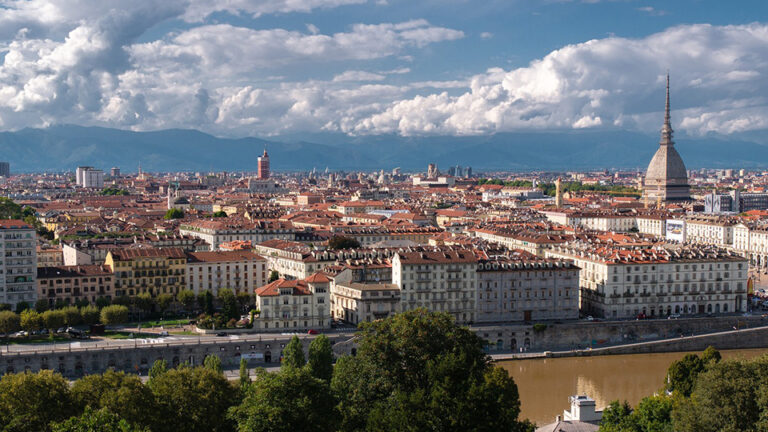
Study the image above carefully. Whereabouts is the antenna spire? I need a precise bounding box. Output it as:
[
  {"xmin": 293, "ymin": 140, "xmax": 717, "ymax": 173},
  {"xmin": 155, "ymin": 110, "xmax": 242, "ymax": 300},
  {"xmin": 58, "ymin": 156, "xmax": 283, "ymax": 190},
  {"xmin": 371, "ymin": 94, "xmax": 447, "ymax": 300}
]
[{"xmin": 660, "ymin": 71, "xmax": 674, "ymax": 146}]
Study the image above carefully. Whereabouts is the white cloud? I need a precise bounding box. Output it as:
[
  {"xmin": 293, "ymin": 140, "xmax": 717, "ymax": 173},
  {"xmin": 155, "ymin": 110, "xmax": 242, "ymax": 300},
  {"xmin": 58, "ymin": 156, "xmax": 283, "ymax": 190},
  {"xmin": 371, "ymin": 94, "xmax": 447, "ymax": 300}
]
[
  {"xmin": 333, "ymin": 70, "xmax": 386, "ymax": 81},
  {"xmin": 480, "ymin": 32, "xmax": 493, "ymax": 39},
  {"xmin": 181, "ymin": 0, "xmax": 368, "ymax": 22}
]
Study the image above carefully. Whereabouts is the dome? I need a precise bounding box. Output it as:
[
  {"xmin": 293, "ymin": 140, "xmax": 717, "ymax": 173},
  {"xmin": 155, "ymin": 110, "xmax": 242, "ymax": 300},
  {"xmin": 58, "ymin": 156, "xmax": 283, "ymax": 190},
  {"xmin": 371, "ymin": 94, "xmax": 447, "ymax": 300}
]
[{"xmin": 645, "ymin": 145, "xmax": 688, "ymax": 184}]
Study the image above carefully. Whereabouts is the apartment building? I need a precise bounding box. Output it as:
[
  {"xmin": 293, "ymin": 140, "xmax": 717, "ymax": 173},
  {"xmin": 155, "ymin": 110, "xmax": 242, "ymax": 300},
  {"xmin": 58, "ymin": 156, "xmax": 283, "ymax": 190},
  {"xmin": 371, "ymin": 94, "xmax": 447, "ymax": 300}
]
[
  {"xmin": 391, "ymin": 248, "xmax": 478, "ymax": 324},
  {"xmin": 185, "ymin": 251, "xmax": 267, "ymax": 296},
  {"xmin": 179, "ymin": 218, "xmax": 295, "ymax": 250},
  {"xmin": 0, "ymin": 220, "xmax": 37, "ymax": 308},
  {"xmin": 37, "ymin": 265, "xmax": 114, "ymax": 306},
  {"xmin": 330, "ymin": 268, "xmax": 400, "ymax": 324},
  {"xmin": 37, "ymin": 245, "xmax": 63, "ymax": 268},
  {"xmin": 105, "ymin": 248, "xmax": 187, "ymax": 297},
  {"xmin": 253, "ymin": 273, "xmax": 331, "ymax": 331},
  {"xmin": 546, "ymin": 242, "xmax": 748, "ymax": 319},
  {"xmin": 475, "ymin": 256, "xmax": 580, "ymax": 323}
]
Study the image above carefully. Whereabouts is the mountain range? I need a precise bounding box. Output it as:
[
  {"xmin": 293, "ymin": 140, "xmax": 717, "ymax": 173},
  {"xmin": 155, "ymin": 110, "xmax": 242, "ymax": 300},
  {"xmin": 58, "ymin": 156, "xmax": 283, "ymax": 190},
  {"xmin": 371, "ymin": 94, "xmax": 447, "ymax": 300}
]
[{"xmin": 1, "ymin": 125, "xmax": 765, "ymax": 173}]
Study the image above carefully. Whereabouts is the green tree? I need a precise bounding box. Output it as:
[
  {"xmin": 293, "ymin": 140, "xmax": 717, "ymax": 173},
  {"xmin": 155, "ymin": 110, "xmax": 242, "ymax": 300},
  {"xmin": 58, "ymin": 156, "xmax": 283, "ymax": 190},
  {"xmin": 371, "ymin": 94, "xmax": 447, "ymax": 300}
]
[
  {"xmin": 133, "ymin": 293, "xmax": 154, "ymax": 318},
  {"xmin": 51, "ymin": 407, "xmax": 148, "ymax": 432},
  {"xmin": 0, "ymin": 198, "xmax": 23, "ymax": 219},
  {"xmin": 328, "ymin": 235, "xmax": 361, "ymax": 250},
  {"xmin": 15, "ymin": 302, "xmax": 29, "ymax": 313},
  {"xmin": 239, "ymin": 358, "xmax": 250, "ymax": 389},
  {"xmin": 204, "ymin": 354, "xmax": 223, "ymax": 374},
  {"xmin": 199, "ymin": 290, "xmax": 214, "ymax": 315},
  {"xmin": 164, "ymin": 208, "xmax": 184, "ymax": 220},
  {"xmin": 632, "ymin": 395, "xmax": 674, "ymax": 432},
  {"xmin": 177, "ymin": 290, "xmax": 197, "ymax": 314},
  {"xmin": 330, "ymin": 309, "xmax": 530, "ymax": 432},
  {"xmin": 0, "ymin": 310, "xmax": 20, "ymax": 336},
  {"xmin": 268, "ymin": 270, "xmax": 280, "ymax": 283},
  {"xmin": 0, "ymin": 370, "xmax": 74, "ymax": 432},
  {"xmin": 149, "ymin": 366, "xmax": 239, "ymax": 432},
  {"xmin": 236, "ymin": 292, "xmax": 251, "ymax": 312},
  {"xmin": 307, "ymin": 335, "xmax": 334, "ymax": 381},
  {"xmin": 42, "ymin": 309, "xmax": 67, "ymax": 332},
  {"xmin": 282, "ymin": 336, "xmax": 305, "ymax": 369},
  {"xmin": 155, "ymin": 294, "xmax": 174, "ymax": 316},
  {"xmin": 19, "ymin": 309, "xmax": 43, "ymax": 333},
  {"xmin": 100, "ymin": 305, "xmax": 129, "ymax": 325},
  {"xmin": 218, "ymin": 289, "xmax": 239, "ymax": 321},
  {"xmin": 666, "ymin": 354, "xmax": 705, "ymax": 396},
  {"xmin": 80, "ymin": 305, "xmax": 101, "ymax": 325},
  {"xmin": 229, "ymin": 367, "xmax": 337, "ymax": 432},
  {"xmin": 701, "ymin": 346, "xmax": 722, "ymax": 365},
  {"xmin": 71, "ymin": 370, "xmax": 158, "ymax": 430},
  {"xmin": 34, "ymin": 299, "xmax": 50, "ymax": 313},
  {"xmin": 148, "ymin": 359, "xmax": 168, "ymax": 382},
  {"xmin": 61, "ymin": 305, "xmax": 82, "ymax": 326},
  {"xmin": 599, "ymin": 401, "xmax": 634, "ymax": 432},
  {"xmin": 212, "ymin": 210, "xmax": 228, "ymax": 217},
  {"xmin": 95, "ymin": 297, "xmax": 111, "ymax": 309}
]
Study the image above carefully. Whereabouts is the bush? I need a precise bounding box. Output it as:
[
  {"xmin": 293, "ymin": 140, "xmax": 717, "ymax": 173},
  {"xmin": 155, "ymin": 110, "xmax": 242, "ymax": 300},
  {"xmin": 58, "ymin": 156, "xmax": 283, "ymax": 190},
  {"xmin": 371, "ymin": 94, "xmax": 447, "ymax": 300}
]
[{"xmin": 100, "ymin": 305, "xmax": 130, "ymax": 325}]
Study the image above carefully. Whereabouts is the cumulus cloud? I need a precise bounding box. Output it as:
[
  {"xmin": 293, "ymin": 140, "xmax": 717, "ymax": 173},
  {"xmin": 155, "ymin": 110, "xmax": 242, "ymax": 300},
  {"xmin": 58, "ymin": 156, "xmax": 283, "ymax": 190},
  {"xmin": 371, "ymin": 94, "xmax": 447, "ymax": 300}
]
[{"xmin": 349, "ymin": 23, "xmax": 768, "ymax": 136}]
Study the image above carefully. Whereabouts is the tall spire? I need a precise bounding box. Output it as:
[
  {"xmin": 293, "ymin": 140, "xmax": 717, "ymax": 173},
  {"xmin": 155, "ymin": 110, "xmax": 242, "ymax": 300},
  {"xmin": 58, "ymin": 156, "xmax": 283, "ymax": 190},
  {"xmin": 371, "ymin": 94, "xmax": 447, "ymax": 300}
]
[{"xmin": 660, "ymin": 71, "xmax": 674, "ymax": 146}]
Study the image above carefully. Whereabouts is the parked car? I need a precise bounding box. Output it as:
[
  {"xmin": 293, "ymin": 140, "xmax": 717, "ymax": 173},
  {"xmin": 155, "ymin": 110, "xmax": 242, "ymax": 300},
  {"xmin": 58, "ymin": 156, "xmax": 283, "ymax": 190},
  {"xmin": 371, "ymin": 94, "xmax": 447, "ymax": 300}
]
[
  {"xmin": 216, "ymin": 332, "xmax": 227, "ymax": 337},
  {"xmin": 668, "ymin": 314, "xmax": 681, "ymax": 319},
  {"xmin": 307, "ymin": 329, "xmax": 319, "ymax": 335}
]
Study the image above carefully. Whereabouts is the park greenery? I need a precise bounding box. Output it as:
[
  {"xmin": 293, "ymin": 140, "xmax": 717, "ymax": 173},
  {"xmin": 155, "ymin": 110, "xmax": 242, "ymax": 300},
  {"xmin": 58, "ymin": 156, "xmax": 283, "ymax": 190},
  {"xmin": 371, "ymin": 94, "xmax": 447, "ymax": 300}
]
[
  {"xmin": 0, "ymin": 310, "xmax": 534, "ymax": 432},
  {"xmin": 328, "ymin": 235, "xmax": 361, "ymax": 250},
  {"xmin": 597, "ymin": 346, "xmax": 768, "ymax": 432},
  {"xmin": 163, "ymin": 208, "xmax": 184, "ymax": 220},
  {"xmin": 100, "ymin": 188, "xmax": 129, "ymax": 196},
  {"xmin": 477, "ymin": 179, "xmax": 533, "ymax": 187}
]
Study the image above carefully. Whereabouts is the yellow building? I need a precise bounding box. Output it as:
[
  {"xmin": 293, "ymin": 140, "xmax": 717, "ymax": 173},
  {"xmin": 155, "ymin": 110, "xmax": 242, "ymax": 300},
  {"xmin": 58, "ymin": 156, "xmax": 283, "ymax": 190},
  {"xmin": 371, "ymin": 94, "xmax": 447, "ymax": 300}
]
[{"xmin": 105, "ymin": 248, "xmax": 187, "ymax": 297}]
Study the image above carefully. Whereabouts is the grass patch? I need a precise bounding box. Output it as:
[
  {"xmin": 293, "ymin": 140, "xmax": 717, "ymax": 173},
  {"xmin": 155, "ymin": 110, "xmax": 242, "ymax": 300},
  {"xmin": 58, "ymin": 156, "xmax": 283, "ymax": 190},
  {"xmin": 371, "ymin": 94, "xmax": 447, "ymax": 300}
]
[
  {"xmin": 136, "ymin": 319, "xmax": 190, "ymax": 328},
  {"xmin": 102, "ymin": 331, "xmax": 161, "ymax": 340},
  {"xmin": 1, "ymin": 335, "xmax": 71, "ymax": 345},
  {"xmin": 169, "ymin": 330, "xmax": 197, "ymax": 336}
]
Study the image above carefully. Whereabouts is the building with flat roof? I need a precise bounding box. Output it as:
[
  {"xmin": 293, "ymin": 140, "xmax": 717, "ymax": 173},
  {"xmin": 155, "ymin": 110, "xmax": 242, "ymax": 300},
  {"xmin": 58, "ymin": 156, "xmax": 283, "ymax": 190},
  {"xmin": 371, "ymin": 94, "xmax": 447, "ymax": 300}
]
[{"xmin": 0, "ymin": 220, "xmax": 37, "ymax": 309}]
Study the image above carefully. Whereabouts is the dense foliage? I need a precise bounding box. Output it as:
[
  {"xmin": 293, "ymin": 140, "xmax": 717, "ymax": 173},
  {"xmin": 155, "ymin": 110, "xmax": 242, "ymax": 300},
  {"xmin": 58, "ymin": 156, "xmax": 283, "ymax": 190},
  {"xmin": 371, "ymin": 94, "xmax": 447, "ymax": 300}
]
[
  {"xmin": 328, "ymin": 235, "xmax": 361, "ymax": 250},
  {"xmin": 597, "ymin": 347, "xmax": 768, "ymax": 432},
  {"xmin": 163, "ymin": 208, "xmax": 184, "ymax": 220},
  {"xmin": 0, "ymin": 310, "xmax": 532, "ymax": 432},
  {"xmin": 100, "ymin": 188, "xmax": 129, "ymax": 196}
]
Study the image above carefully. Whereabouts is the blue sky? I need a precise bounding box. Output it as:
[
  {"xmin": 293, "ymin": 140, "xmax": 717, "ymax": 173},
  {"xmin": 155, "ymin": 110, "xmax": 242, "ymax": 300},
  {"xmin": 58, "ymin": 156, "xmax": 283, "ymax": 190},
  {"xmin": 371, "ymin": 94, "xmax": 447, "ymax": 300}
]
[{"xmin": 0, "ymin": 0, "xmax": 767, "ymax": 138}]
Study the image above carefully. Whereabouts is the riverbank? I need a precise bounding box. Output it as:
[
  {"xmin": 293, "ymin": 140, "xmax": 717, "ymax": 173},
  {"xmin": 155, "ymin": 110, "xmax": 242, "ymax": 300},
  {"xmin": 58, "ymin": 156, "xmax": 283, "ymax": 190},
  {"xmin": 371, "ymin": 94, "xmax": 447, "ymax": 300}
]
[{"xmin": 490, "ymin": 323, "xmax": 768, "ymax": 361}]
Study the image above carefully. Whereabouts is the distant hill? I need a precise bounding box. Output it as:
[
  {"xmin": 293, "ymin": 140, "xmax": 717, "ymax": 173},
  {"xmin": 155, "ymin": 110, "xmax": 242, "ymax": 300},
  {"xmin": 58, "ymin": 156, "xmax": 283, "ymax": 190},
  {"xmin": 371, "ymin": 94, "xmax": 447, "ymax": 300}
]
[{"xmin": 0, "ymin": 125, "xmax": 765, "ymax": 172}]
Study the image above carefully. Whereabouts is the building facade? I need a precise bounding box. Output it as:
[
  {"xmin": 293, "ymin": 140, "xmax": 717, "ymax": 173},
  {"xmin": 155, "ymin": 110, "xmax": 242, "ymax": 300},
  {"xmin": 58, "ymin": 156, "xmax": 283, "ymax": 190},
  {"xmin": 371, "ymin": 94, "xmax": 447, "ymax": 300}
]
[
  {"xmin": 0, "ymin": 221, "xmax": 37, "ymax": 308},
  {"xmin": 254, "ymin": 273, "xmax": 331, "ymax": 331},
  {"xmin": 185, "ymin": 251, "xmax": 267, "ymax": 296},
  {"xmin": 37, "ymin": 265, "xmax": 114, "ymax": 306},
  {"xmin": 105, "ymin": 248, "xmax": 187, "ymax": 297}
]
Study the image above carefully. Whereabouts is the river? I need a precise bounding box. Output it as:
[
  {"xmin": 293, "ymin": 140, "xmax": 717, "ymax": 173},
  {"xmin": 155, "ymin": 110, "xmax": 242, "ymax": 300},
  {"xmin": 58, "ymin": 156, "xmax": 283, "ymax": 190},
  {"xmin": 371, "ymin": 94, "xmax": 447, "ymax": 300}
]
[{"xmin": 498, "ymin": 348, "xmax": 768, "ymax": 426}]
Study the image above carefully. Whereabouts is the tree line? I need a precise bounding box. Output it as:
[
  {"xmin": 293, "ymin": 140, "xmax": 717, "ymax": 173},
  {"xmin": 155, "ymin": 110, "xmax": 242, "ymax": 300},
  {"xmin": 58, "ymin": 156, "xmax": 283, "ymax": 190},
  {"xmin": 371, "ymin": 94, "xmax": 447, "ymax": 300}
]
[
  {"xmin": 0, "ymin": 310, "xmax": 534, "ymax": 432},
  {"xmin": 598, "ymin": 346, "xmax": 768, "ymax": 432}
]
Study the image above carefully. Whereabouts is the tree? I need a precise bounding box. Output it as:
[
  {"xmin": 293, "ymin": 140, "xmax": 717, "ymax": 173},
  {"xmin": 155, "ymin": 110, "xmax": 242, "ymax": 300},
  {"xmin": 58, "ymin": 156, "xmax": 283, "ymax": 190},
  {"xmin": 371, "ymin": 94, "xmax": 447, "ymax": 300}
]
[
  {"xmin": 0, "ymin": 370, "xmax": 74, "ymax": 432},
  {"xmin": 666, "ymin": 354, "xmax": 705, "ymax": 396},
  {"xmin": 236, "ymin": 292, "xmax": 252, "ymax": 312},
  {"xmin": 239, "ymin": 358, "xmax": 250, "ymax": 389},
  {"xmin": 177, "ymin": 290, "xmax": 197, "ymax": 314},
  {"xmin": 61, "ymin": 305, "xmax": 82, "ymax": 326},
  {"xmin": 268, "ymin": 270, "xmax": 280, "ymax": 283},
  {"xmin": 701, "ymin": 346, "xmax": 722, "ymax": 365},
  {"xmin": 42, "ymin": 309, "xmax": 67, "ymax": 332},
  {"xmin": 133, "ymin": 293, "xmax": 154, "ymax": 318},
  {"xmin": 282, "ymin": 336, "xmax": 305, "ymax": 369},
  {"xmin": 164, "ymin": 208, "xmax": 184, "ymax": 220},
  {"xmin": 0, "ymin": 310, "xmax": 20, "ymax": 336},
  {"xmin": 328, "ymin": 235, "xmax": 361, "ymax": 250},
  {"xmin": 155, "ymin": 294, "xmax": 174, "ymax": 316},
  {"xmin": 330, "ymin": 309, "xmax": 530, "ymax": 432},
  {"xmin": 229, "ymin": 367, "xmax": 338, "ymax": 432},
  {"xmin": 307, "ymin": 335, "xmax": 334, "ymax": 381},
  {"xmin": 80, "ymin": 305, "xmax": 101, "ymax": 325},
  {"xmin": 212, "ymin": 211, "xmax": 228, "ymax": 217},
  {"xmin": 599, "ymin": 401, "xmax": 634, "ymax": 432},
  {"xmin": 149, "ymin": 366, "xmax": 238, "ymax": 432},
  {"xmin": 0, "ymin": 197, "xmax": 23, "ymax": 220},
  {"xmin": 631, "ymin": 395, "xmax": 674, "ymax": 432},
  {"xmin": 51, "ymin": 407, "xmax": 148, "ymax": 432},
  {"xmin": 204, "ymin": 354, "xmax": 223, "ymax": 374},
  {"xmin": 199, "ymin": 290, "xmax": 214, "ymax": 315},
  {"xmin": 100, "ymin": 305, "xmax": 129, "ymax": 325},
  {"xmin": 15, "ymin": 302, "xmax": 29, "ymax": 313},
  {"xmin": 148, "ymin": 359, "xmax": 168, "ymax": 382},
  {"xmin": 218, "ymin": 289, "xmax": 239, "ymax": 321},
  {"xmin": 71, "ymin": 370, "xmax": 158, "ymax": 430},
  {"xmin": 19, "ymin": 309, "xmax": 43, "ymax": 333},
  {"xmin": 95, "ymin": 297, "xmax": 112, "ymax": 309},
  {"xmin": 34, "ymin": 299, "xmax": 50, "ymax": 313}
]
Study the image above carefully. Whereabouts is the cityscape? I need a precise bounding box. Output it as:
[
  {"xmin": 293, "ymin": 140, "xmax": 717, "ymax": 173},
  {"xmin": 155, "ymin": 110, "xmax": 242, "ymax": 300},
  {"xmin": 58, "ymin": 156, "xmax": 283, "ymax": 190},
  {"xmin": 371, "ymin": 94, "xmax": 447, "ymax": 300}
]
[{"xmin": 1, "ymin": 1, "xmax": 768, "ymax": 432}]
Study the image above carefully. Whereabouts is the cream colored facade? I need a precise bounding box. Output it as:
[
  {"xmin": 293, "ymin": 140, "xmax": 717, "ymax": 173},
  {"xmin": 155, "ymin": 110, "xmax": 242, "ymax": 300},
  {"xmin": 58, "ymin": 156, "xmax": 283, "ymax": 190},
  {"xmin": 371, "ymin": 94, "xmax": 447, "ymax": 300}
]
[
  {"xmin": 330, "ymin": 269, "xmax": 400, "ymax": 324},
  {"xmin": 683, "ymin": 218, "xmax": 734, "ymax": 246},
  {"xmin": 636, "ymin": 216, "xmax": 666, "ymax": 237},
  {"xmin": 186, "ymin": 251, "xmax": 267, "ymax": 296},
  {"xmin": 392, "ymin": 250, "xmax": 478, "ymax": 324},
  {"xmin": 546, "ymin": 244, "xmax": 748, "ymax": 319},
  {"xmin": 253, "ymin": 275, "xmax": 331, "ymax": 331}
]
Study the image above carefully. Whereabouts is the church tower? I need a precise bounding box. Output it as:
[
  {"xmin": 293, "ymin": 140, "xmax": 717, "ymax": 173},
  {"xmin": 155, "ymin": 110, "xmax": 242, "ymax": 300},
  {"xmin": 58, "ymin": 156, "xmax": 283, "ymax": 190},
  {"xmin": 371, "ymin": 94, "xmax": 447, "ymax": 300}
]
[
  {"xmin": 643, "ymin": 73, "xmax": 690, "ymax": 202},
  {"xmin": 257, "ymin": 147, "xmax": 270, "ymax": 180}
]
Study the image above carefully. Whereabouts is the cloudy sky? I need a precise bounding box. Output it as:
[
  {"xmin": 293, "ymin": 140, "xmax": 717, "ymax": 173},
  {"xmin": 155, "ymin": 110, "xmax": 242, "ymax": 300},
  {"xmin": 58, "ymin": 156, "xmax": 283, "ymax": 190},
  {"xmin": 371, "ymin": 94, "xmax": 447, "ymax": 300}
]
[{"xmin": 0, "ymin": 0, "xmax": 766, "ymax": 138}]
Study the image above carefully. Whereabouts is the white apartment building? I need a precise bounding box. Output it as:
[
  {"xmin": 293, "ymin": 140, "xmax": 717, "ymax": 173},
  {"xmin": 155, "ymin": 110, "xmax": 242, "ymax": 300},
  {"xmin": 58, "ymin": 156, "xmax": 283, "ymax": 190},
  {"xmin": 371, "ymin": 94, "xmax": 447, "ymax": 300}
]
[
  {"xmin": 185, "ymin": 251, "xmax": 267, "ymax": 296},
  {"xmin": 179, "ymin": 219, "xmax": 295, "ymax": 250},
  {"xmin": 636, "ymin": 215, "xmax": 666, "ymax": 237},
  {"xmin": 391, "ymin": 249, "xmax": 478, "ymax": 324},
  {"xmin": 253, "ymin": 273, "xmax": 331, "ymax": 331},
  {"xmin": 681, "ymin": 217, "xmax": 735, "ymax": 246},
  {"xmin": 476, "ymin": 256, "xmax": 580, "ymax": 323},
  {"xmin": 546, "ymin": 243, "xmax": 748, "ymax": 319},
  {"xmin": 330, "ymin": 269, "xmax": 400, "ymax": 324},
  {"xmin": 732, "ymin": 223, "xmax": 768, "ymax": 269},
  {"xmin": 76, "ymin": 166, "xmax": 104, "ymax": 188},
  {"xmin": 0, "ymin": 220, "xmax": 37, "ymax": 308}
]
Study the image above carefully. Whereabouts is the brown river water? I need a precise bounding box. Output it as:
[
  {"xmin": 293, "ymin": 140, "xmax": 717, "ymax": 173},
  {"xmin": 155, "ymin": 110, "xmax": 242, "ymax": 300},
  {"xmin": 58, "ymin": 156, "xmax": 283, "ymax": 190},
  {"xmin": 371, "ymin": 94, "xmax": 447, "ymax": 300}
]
[{"xmin": 498, "ymin": 348, "xmax": 768, "ymax": 426}]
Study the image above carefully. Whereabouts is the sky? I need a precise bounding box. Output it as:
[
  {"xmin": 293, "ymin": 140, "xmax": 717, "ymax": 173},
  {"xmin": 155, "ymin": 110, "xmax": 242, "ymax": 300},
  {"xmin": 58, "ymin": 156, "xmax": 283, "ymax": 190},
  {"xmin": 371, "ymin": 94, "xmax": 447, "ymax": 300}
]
[{"xmin": 0, "ymin": 0, "xmax": 767, "ymax": 139}]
